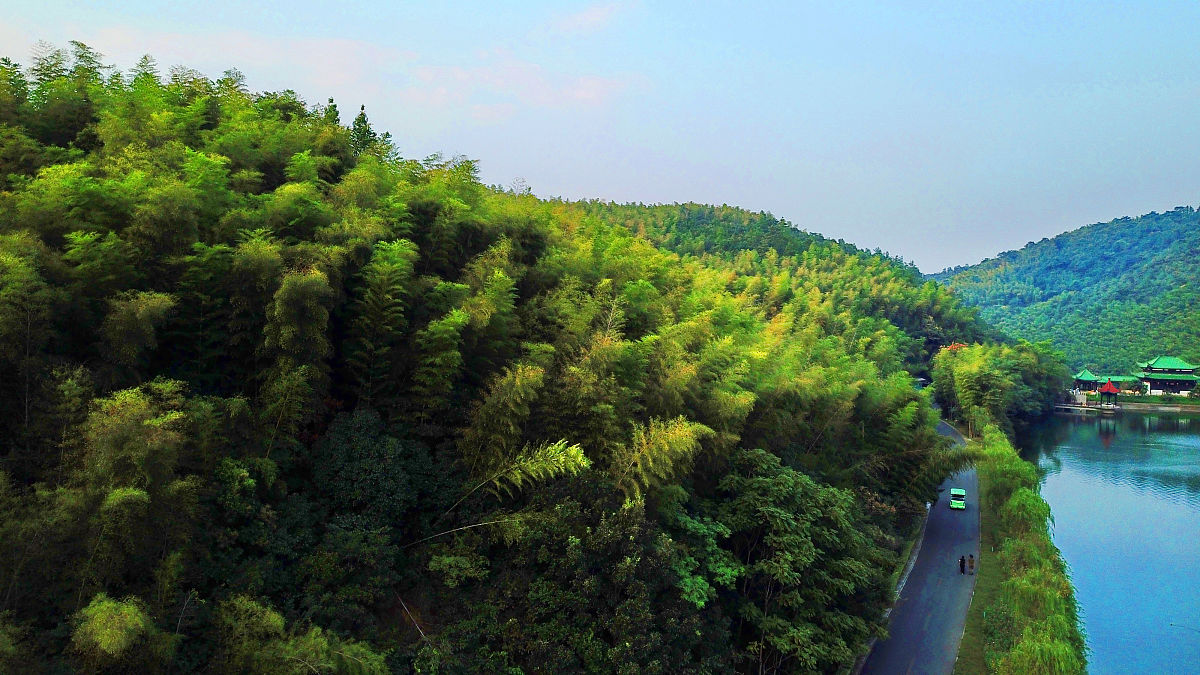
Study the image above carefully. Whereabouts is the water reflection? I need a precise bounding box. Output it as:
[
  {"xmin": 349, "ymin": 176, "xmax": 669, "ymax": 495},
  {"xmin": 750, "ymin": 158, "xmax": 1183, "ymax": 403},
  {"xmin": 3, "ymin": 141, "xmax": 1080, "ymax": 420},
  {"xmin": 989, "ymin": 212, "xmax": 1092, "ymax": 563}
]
[
  {"xmin": 1017, "ymin": 412, "xmax": 1200, "ymax": 674},
  {"xmin": 1019, "ymin": 412, "xmax": 1200, "ymax": 501}
]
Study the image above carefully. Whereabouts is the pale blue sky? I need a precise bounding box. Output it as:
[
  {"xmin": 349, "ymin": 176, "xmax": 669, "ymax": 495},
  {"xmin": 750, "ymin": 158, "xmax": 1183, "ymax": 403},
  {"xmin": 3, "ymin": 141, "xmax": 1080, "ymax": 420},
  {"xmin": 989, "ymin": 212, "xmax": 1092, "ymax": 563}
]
[{"xmin": 5, "ymin": 1, "xmax": 1200, "ymax": 271}]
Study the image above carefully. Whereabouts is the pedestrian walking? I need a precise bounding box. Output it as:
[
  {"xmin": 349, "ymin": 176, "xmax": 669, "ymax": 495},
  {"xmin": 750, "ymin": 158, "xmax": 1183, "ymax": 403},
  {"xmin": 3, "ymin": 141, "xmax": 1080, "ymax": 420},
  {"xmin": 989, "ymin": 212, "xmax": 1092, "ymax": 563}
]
[
  {"xmin": 959, "ymin": 555, "xmax": 965, "ymax": 575},
  {"xmin": 968, "ymin": 554, "xmax": 975, "ymax": 575}
]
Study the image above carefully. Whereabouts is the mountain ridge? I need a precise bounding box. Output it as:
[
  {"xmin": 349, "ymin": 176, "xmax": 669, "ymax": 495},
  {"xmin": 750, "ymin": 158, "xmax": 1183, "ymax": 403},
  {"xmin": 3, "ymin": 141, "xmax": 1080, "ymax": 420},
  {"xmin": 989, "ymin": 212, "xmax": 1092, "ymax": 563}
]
[{"xmin": 932, "ymin": 205, "xmax": 1200, "ymax": 372}]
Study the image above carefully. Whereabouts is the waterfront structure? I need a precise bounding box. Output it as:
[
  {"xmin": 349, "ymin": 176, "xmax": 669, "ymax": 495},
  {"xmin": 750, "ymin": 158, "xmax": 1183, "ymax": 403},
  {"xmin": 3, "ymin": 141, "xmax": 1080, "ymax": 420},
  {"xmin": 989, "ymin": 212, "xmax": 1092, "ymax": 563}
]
[
  {"xmin": 1073, "ymin": 368, "xmax": 1099, "ymax": 390},
  {"xmin": 1097, "ymin": 379, "xmax": 1120, "ymax": 410},
  {"xmin": 1073, "ymin": 357, "xmax": 1197, "ymax": 396},
  {"xmin": 1136, "ymin": 356, "xmax": 1198, "ymax": 395}
]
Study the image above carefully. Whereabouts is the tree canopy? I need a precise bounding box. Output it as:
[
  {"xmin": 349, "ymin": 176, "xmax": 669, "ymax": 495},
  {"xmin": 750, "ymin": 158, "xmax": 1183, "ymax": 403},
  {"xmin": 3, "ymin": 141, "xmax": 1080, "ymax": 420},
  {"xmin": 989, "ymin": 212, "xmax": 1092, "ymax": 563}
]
[{"xmin": 0, "ymin": 43, "xmax": 1001, "ymax": 674}]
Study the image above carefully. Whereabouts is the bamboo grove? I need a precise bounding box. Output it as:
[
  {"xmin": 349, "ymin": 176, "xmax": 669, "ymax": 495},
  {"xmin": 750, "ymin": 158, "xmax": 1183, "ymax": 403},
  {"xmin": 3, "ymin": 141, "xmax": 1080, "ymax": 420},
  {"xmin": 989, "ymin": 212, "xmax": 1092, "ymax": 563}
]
[{"xmin": 2, "ymin": 43, "xmax": 997, "ymax": 673}]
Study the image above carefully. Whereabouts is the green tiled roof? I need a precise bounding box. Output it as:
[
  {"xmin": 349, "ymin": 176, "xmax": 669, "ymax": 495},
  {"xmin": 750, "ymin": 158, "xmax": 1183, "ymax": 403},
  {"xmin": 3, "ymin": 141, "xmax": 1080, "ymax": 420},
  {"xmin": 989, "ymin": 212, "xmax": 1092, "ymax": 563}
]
[
  {"xmin": 1141, "ymin": 372, "xmax": 1199, "ymax": 382},
  {"xmin": 1076, "ymin": 371, "xmax": 1139, "ymax": 383},
  {"xmin": 1142, "ymin": 356, "xmax": 1198, "ymax": 371}
]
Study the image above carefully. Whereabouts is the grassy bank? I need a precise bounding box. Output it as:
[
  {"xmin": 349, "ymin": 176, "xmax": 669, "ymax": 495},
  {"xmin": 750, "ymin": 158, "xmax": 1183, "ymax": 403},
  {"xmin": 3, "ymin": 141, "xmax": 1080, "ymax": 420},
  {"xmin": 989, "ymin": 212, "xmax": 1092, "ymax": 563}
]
[{"xmin": 955, "ymin": 425, "xmax": 1086, "ymax": 674}]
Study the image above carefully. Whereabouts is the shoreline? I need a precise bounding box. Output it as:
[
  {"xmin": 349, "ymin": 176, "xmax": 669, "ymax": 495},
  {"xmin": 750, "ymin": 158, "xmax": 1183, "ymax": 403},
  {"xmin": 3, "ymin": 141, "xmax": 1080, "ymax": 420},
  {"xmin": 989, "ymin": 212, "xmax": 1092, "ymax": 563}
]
[
  {"xmin": 952, "ymin": 424, "xmax": 1086, "ymax": 674},
  {"xmin": 1055, "ymin": 401, "xmax": 1199, "ymax": 414}
]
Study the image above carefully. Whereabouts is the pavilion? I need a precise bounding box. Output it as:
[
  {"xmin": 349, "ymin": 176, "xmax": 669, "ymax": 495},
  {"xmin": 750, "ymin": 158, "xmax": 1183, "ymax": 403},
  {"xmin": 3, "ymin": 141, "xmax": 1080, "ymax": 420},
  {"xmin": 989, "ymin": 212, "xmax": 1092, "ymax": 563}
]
[
  {"xmin": 1097, "ymin": 379, "xmax": 1120, "ymax": 405},
  {"xmin": 1072, "ymin": 368, "xmax": 1099, "ymax": 390}
]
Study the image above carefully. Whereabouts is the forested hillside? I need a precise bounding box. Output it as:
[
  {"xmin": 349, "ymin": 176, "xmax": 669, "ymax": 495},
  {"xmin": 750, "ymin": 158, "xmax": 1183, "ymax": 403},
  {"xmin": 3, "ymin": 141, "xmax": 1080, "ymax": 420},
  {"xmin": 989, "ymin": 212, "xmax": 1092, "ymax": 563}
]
[
  {"xmin": 579, "ymin": 202, "xmax": 992, "ymax": 375},
  {"xmin": 934, "ymin": 207, "xmax": 1200, "ymax": 372},
  {"xmin": 1, "ymin": 43, "xmax": 986, "ymax": 673}
]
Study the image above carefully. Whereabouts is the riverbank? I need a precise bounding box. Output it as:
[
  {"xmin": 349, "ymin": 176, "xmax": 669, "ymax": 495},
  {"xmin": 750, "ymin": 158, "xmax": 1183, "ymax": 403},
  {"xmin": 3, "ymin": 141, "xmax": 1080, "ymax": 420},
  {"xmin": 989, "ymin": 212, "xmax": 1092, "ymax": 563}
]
[
  {"xmin": 1057, "ymin": 401, "xmax": 1197, "ymax": 414},
  {"xmin": 952, "ymin": 425, "xmax": 1085, "ymax": 673},
  {"xmin": 1084, "ymin": 394, "xmax": 1200, "ymax": 408},
  {"xmin": 1021, "ymin": 411, "xmax": 1200, "ymax": 671},
  {"xmin": 1107, "ymin": 400, "xmax": 1197, "ymax": 412}
]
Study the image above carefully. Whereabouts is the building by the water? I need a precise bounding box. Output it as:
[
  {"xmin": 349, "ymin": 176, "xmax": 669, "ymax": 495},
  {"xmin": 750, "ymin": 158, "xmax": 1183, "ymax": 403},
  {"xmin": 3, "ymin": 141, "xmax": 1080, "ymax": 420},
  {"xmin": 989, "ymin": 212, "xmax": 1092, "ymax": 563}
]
[
  {"xmin": 1136, "ymin": 356, "xmax": 1198, "ymax": 395},
  {"xmin": 1073, "ymin": 356, "xmax": 1198, "ymax": 396}
]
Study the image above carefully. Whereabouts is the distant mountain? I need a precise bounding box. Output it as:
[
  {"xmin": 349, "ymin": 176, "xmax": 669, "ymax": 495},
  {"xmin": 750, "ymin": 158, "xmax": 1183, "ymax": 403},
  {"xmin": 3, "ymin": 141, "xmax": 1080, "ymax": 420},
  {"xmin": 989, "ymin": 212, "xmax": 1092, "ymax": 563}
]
[{"xmin": 933, "ymin": 206, "xmax": 1200, "ymax": 373}]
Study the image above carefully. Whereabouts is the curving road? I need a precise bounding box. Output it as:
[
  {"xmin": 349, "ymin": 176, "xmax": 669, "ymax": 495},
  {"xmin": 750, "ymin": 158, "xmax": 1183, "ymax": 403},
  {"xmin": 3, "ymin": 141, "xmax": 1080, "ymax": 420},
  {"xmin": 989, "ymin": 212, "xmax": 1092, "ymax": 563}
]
[{"xmin": 862, "ymin": 421, "xmax": 979, "ymax": 675}]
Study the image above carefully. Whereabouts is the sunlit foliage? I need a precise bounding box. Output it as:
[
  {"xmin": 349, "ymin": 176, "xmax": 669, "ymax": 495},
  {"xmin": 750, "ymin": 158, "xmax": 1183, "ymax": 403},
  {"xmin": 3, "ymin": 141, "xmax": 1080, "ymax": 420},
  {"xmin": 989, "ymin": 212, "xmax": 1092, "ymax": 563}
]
[{"xmin": 0, "ymin": 42, "xmax": 1002, "ymax": 673}]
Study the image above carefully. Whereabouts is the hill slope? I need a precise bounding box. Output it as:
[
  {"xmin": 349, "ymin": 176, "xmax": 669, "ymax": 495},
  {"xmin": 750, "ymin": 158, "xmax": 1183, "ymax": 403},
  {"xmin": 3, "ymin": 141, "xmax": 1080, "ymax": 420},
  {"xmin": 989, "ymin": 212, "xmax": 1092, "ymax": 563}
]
[
  {"xmin": 934, "ymin": 206, "xmax": 1200, "ymax": 372},
  {"xmin": 0, "ymin": 43, "xmax": 1018, "ymax": 673},
  {"xmin": 578, "ymin": 201, "xmax": 993, "ymax": 373}
]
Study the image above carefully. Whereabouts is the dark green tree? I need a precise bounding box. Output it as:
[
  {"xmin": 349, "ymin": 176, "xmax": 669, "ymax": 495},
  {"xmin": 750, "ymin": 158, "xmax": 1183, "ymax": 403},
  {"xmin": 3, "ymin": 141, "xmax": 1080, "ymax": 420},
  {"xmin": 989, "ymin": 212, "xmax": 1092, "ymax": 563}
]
[
  {"xmin": 349, "ymin": 105, "xmax": 378, "ymax": 155},
  {"xmin": 717, "ymin": 448, "xmax": 892, "ymax": 674},
  {"xmin": 345, "ymin": 239, "xmax": 418, "ymax": 406}
]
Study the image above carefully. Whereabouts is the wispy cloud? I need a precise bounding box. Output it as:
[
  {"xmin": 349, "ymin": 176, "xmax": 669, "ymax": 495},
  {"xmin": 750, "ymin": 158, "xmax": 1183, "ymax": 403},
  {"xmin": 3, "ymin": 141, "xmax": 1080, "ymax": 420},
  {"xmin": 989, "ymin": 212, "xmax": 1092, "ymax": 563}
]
[
  {"xmin": 87, "ymin": 26, "xmax": 417, "ymax": 94},
  {"xmin": 3, "ymin": 20, "xmax": 637, "ymax": 136},
  {"xmin": 0, "ymin": 21, "xmax": 41, "ymax": 58},
  {"xmin": 549, "ymin": 3, "xmax": 627, "ymax": 35},
  {"xmin": 7, "ymin": 22, "xmax": 629, "ymax": 109},
  {"xmin": 402, "ymin": 50, "xmax": 629, "ymax": 111},
  {"xmin": 471, "ymin": 102, "xmax": 518, "ymax": 123}
]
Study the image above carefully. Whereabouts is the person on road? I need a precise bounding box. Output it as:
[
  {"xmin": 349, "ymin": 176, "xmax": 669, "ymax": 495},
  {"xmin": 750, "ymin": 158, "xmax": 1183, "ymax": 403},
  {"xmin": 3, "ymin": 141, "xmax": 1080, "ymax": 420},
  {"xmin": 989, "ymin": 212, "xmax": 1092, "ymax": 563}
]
[
  {"xmin": 959, "ymin": 555, "xmax": 966, "ymax": 575},
  {"xmin": 968, "ymin": 554, "xmax": 975, "ymax": 575}
]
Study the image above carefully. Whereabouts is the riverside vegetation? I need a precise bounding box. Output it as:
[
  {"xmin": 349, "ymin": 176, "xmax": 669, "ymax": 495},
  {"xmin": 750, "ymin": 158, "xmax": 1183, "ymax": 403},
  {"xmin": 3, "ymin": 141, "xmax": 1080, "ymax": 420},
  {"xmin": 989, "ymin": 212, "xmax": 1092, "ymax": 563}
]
[
  {"xmin": 932, "ymin": 344, "xmax": 1086, "ymax": 674},
  {"xmin": 0, "ymin": 43, "xmax": 1051, "ymax": 674}
]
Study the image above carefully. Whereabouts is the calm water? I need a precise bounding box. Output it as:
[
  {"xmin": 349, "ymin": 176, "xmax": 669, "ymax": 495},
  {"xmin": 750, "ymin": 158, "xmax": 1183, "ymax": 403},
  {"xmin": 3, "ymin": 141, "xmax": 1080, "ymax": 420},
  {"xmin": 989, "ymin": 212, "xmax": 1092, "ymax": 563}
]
[{"xmin": 1018, "ymin": 413, "xmax": 1200, "ymax": 674}]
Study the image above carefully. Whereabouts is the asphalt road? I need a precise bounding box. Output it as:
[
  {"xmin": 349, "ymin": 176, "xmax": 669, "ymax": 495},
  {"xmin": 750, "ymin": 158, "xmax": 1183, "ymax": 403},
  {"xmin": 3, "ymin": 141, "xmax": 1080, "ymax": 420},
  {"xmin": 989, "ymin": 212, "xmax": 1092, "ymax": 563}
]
[{"xmin": 862, "ymin": 421, "xmax": 979, "ymax": 675}]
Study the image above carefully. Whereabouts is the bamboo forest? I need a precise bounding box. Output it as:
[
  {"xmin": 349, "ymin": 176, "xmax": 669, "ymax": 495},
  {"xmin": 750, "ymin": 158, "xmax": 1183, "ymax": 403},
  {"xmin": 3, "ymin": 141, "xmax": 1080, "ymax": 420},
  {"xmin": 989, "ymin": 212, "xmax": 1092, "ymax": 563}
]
[{"xmin": 0, "ymin": 43, "xmax": 1082, "ymax": 674}]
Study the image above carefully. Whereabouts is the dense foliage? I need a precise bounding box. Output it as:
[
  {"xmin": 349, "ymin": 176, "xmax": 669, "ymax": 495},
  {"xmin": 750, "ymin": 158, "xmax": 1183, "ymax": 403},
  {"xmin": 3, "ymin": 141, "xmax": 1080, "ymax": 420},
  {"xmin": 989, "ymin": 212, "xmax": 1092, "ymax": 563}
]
[
  {"xmin": 934, "ymin": 207, "xmax": 1200, "ymax": 373},
  {"xmin": 579, "ymin": 202, "xmax": 992, "ymax": 377},
  {"xmin": 930, "ymin": 341, "xmax": 1069, "ymax": 436},
  {"xmin": 0, "ymin": 44, "xmax": 986, "ymax": 673}
]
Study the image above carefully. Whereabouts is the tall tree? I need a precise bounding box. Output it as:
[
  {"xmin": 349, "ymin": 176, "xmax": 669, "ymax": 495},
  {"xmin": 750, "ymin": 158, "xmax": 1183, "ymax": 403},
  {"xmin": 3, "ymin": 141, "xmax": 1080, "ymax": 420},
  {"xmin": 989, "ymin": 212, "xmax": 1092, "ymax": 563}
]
[
  {"xmin": 349, "ymin": 105, "xmax": 378, "ymax": 155},
  {"xmin": 346, "ymin": 239, "xmax": 419, "ymax": 406}
]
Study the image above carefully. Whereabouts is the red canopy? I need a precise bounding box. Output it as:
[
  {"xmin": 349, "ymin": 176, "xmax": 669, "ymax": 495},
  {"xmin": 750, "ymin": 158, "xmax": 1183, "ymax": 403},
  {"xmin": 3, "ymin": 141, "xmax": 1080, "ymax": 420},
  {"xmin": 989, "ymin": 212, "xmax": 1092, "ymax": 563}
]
[{"xmin": 1098, "ymin": 379, "xmax": 1120, "ymax": 395}]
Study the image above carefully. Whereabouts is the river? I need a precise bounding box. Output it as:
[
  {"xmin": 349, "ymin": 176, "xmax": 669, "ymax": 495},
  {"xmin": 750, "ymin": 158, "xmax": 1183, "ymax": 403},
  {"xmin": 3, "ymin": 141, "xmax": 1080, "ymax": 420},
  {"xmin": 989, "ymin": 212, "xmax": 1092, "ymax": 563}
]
[{"xmin": 1018, "ymin": 412, "xmax": 1200, "ymax": 674}]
